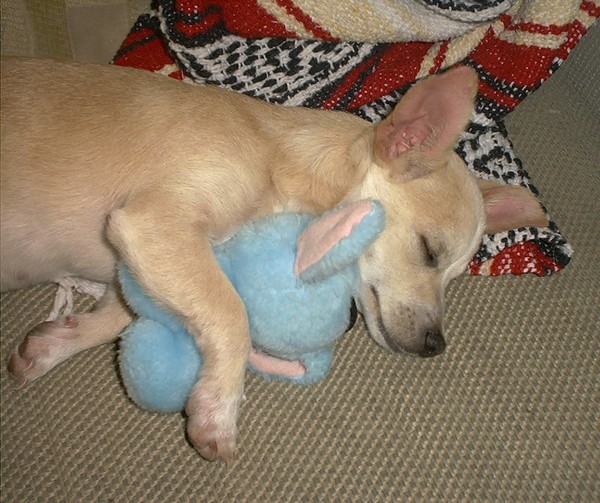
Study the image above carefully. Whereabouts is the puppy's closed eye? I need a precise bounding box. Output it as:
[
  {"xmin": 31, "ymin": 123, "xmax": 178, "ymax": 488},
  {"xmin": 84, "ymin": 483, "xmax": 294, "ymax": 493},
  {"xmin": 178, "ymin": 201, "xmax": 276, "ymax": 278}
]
[{"xmin": 420, "ymin": 235, "xmax": 438, "ymax": 268}]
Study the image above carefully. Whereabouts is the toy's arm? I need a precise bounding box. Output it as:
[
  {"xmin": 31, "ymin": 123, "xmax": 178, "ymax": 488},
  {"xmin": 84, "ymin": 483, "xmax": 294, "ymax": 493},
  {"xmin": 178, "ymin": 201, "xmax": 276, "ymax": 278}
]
[
  {"xmin": 248, "ymin": 349, "xmax": 333, "ymax": 385},
  {"xmin": 248, "ymin": 351, "xmax": 305, "ymax": 378}
]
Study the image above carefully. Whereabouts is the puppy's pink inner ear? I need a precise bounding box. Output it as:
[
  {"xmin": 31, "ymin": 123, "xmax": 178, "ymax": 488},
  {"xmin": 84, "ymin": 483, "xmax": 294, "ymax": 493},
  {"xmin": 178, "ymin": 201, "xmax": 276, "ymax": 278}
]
[
  {"xmin": 376, "ymin": 66, "xmax": 478, "ymax": 162},
  {"xmin": 377, "ymin": 114, "xmax": 434, "ymax": 158},
  {"xmin": 481, "ymin": 183, "xmax": 549, "ymax": 234}
]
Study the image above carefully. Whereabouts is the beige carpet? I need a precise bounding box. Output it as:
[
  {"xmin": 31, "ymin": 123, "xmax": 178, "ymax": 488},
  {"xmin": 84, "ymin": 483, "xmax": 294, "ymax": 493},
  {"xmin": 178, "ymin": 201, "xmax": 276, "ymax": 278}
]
[{"xmin": 2, "ymin": 19, "xmax": 599, "ymax": 503}]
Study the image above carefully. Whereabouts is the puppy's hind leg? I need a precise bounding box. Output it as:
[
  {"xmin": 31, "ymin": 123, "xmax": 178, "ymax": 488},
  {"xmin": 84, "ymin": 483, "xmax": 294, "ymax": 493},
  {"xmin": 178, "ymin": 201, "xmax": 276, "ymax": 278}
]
[{"xmin": 7, "ymin": 284, "xmax": 133, "ymax": 383}]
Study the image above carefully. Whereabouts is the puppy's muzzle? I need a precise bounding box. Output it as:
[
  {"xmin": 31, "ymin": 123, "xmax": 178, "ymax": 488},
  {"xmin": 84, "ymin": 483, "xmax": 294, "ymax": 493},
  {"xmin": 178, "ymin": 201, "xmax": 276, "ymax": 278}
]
[
  {"xmin": 367, "ymin": 287, "xmax": 446, "ymax": 358},
  {"xmin": 381, "ymin": 325, "xmax": 446, "ymax": 358},
  {"xmin": 357, "ymin": 286, "xmax": 446, "ymax": 358}
]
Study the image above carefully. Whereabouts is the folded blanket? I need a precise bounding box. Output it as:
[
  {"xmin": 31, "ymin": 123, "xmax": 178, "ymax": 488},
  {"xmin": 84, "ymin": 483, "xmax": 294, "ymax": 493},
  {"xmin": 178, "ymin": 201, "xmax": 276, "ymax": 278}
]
[{"xmin": 113, "ymin": 0, "xmax": 599, "ymax": 276}]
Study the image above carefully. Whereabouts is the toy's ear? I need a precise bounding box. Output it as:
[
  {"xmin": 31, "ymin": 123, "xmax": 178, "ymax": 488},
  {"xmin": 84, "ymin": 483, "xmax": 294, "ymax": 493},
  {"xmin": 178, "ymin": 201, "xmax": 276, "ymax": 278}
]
[{"xmin": 295, "ymin": 199, "xmax": 385, "ymax": 283}]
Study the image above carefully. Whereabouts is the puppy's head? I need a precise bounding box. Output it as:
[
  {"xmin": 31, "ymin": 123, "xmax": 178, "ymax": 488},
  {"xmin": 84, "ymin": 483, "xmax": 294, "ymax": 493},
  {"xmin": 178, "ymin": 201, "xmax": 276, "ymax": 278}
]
[{"xmin": 355, "ymin": 67, "xmax": 548, "ymax": 357}]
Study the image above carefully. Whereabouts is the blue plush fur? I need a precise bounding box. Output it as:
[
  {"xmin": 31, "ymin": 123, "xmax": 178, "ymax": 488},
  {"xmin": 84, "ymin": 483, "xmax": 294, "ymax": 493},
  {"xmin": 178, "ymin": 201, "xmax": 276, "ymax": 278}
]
[{"xmin": 118, "ymin": 200, "xmax": 385, "ymax": 413}]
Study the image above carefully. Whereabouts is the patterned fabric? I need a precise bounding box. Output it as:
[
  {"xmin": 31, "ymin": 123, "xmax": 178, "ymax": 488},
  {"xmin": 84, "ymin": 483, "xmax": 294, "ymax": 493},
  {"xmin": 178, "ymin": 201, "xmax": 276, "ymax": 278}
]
[{"xmin": 113, "ymin": 0, "xmax": 599, "ymax": 276}]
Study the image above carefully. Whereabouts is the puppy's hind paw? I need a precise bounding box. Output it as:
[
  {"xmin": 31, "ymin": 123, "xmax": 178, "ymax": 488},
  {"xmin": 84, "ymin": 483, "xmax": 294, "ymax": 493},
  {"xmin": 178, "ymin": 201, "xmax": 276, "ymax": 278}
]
[{"xmin": 7, "ymin": 316, "xmax": 80, "ymax": 384}]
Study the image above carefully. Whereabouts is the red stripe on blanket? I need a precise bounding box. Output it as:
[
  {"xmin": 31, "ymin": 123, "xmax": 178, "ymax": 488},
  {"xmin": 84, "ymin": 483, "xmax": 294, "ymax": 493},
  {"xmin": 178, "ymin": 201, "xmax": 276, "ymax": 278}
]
[
  {"xmin": 431, "ymin": 40, "xmax": 449, "ymax": 74},
  {"xmin": 581, "ymin": 0, "xmax": 600, "ymax": 17},
  {"xmin": 113, "ymin": 27, "xmax": 181, "ymax": 75},
  {"xmin": 322, "ymin": 43, "xmax": 431, "ymax": 111},
  {"xmin": 509, "ymin": 20, "xmax": 573, "ymax": 36},
  {"xmin": 274, "ymin": 0, "xmax": 338, "ymax": 40},
  {"xmin": 470, "ymin": 241, "xmax": 564, "ymax": 276},
  {"xmin": 320, "ymin": 56, "xmax": 380, "ymax": 110},
  {"xmin": 499, "ymin": 14, "xmax": 512, "ymax": 29},
  {"xmin": 478, "ymin": 80, "xmax": 520, "ymax": 108},
  {"xmin": 471, "ymin": 31, "xmax": 557, "ymax": 87},
  {"xmin": 358, "ymin": 43, "xmax": 431, "ymax": 105},
  {"xmin": 175, "ymin": 0, "xmax": 298, "ymax": 39},
  {"xmin": 175, "ymin": 0, "xmax": 222, "ymax": 36}
]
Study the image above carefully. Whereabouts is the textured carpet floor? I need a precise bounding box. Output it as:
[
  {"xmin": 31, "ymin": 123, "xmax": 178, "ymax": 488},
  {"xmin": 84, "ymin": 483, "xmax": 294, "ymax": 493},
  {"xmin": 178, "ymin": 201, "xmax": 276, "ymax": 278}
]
[{"xmin": 2, "ymin": 22, "xmax": 599, "ymax": 503}]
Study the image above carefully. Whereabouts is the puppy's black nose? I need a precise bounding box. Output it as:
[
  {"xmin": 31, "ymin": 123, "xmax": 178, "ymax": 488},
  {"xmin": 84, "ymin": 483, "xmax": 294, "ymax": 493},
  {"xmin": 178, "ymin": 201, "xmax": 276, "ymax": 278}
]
[{"xmin": 420, "ymin": 331, "xmax": 446, "ymax": 358}]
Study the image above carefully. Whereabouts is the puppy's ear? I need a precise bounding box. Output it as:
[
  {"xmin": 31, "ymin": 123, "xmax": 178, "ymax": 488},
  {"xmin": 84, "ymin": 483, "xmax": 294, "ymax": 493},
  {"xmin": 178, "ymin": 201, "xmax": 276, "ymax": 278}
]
[
  {"xmin": 375, "ymin": 66, "xmax": 478, "ymax": 182},
  {"xmin": 479, "ymin": 180, "xmax": 549, "ymax": 234}
]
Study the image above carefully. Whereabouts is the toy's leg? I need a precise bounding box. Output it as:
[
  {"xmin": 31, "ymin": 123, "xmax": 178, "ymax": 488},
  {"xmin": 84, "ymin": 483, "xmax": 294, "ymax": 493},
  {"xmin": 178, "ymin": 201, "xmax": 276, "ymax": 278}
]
[
  {"xmin": 107, "ymin": 196, "xmax": 250, "ymax": 464},
  {"xmin": 119, "ymin": 319, "xmax": 203, "ymax": 413},
  {"xmin": 7, "ymin": 284, "xmax": 132, "ymax": 382}
]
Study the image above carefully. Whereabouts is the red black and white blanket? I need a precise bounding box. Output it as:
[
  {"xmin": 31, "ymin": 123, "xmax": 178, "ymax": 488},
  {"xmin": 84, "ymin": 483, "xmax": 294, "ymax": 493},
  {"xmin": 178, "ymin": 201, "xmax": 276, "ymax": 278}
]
[{"xmin": 113, "ymin": 0, "xmax": 599, "ymax": 276}]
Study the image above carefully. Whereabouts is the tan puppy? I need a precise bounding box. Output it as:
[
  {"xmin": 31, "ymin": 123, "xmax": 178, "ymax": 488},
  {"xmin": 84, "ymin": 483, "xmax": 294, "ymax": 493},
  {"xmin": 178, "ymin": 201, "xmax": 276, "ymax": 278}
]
[{"xmin": 0, "ymin": 58, "xmax": 547, "ymax": 463}]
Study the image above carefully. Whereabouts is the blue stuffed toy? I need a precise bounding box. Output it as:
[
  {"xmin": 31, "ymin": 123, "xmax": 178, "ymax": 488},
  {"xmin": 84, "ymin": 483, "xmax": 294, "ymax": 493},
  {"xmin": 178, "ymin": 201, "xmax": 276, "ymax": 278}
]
[{"xmin": 118, "ymin": 199, "xmax": 385, "ymax": 413}]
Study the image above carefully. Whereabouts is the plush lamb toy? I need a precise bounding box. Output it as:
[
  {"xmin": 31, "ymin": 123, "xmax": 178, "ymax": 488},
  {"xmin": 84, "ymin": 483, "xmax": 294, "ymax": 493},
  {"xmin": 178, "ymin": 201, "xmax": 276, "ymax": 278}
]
[{"xmin": 118, "ymin": 199, "xmax": 385, "ymax": 413}]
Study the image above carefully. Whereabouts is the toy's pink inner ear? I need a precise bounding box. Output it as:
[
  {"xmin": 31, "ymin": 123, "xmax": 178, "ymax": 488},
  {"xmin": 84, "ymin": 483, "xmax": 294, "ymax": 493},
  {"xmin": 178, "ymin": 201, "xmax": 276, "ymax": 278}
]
[
  {"xmin": 249, "ymin": 350, "xmax": 306, "ymax": 377},
  {"xmin": 294, "ymin": 200, "xmax": 373, "ymax": 277}
]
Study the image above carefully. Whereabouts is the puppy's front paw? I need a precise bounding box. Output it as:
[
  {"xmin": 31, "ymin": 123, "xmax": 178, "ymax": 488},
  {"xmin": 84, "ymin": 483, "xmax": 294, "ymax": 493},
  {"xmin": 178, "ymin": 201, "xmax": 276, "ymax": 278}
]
[
  {"xmin": 185, "ymin": 385, "xmax": 241, "ymax": 464},
  {"xmin": 7, "ymin": 316, "xmax": 80, "ymax": 383}
]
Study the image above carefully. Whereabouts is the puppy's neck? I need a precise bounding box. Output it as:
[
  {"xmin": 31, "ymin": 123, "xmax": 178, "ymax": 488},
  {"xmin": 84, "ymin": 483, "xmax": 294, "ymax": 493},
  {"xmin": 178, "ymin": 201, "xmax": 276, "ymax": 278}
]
[{"xmin": 269, "ymin": 121, "xmax": 374, "ymax": 214}]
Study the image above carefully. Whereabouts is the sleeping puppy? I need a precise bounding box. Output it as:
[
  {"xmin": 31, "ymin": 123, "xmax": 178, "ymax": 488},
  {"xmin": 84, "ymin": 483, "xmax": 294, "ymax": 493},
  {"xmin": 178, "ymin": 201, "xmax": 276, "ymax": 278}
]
[{"xmin": 0, "ymin": 58, "xmax": 547, "ymax": 463}]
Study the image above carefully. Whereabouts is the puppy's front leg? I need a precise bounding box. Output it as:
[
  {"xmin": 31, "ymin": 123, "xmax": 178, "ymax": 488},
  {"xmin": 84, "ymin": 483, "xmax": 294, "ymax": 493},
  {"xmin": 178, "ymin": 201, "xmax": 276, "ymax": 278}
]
[{"xmin": 108, "ymin": 197, "xmax": 250, "ymax": 463}]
